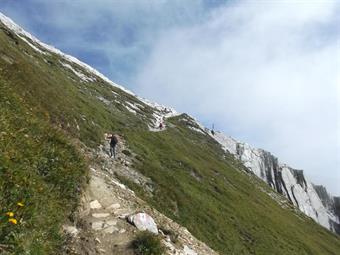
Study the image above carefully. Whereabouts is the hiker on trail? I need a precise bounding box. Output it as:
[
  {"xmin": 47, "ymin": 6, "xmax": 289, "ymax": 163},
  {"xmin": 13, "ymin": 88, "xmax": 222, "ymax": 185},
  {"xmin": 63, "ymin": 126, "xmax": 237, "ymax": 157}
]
[
  {"xmin": 159, "ymin": 122, "xmax": 164, "ymax": 130},
  {"xmin": 106, "ymin": 133, "xmax": 119, "ymax": 159},
  {"xmin": 211, "ymin": 123, "xmax": 215, "ymax": 135}
]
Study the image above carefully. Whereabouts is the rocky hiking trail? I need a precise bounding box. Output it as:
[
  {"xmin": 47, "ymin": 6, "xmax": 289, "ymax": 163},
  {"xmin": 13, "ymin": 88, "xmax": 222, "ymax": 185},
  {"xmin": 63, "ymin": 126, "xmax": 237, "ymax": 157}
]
[
  {"xmin": 148, "ymin": 105, "xmax": 178, "ymax": 132},
  {"xmin": 62, "ymin": 140, "xmax": 218, "ymax": 255}
]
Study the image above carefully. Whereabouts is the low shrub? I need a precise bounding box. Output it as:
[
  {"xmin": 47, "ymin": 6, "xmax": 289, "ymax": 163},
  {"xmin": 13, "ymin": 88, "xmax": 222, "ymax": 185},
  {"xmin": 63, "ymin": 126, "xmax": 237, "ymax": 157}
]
[
  {"xmin": 132, "ymin": 231, "xmax": 165, "ymax": 255},
  {"xmin": 122, "ymin": 149, "xmax": 132, "ymax": 156}
]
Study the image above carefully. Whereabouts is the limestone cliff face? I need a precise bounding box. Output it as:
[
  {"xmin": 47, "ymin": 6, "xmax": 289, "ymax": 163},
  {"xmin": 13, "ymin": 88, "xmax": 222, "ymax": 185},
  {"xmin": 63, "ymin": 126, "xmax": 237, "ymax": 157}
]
[{"xmin": 212, "ymin": 131, "xmax": 340, "ymax": 234}]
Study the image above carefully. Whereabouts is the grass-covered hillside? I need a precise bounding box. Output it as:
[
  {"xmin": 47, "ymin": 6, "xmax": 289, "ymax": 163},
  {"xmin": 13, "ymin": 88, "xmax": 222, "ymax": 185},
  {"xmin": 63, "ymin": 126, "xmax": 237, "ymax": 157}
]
[
  {"xmin": 0, "ymin": 17, "xmax": 340, "ymax": 254},
  {"xmin": 0, "ymin": 70, "xmax": 86, "ymax": 253}
]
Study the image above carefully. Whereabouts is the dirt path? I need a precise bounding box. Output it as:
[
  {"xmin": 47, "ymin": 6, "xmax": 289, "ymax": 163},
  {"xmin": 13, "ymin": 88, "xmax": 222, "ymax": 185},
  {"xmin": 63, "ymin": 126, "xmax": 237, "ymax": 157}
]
[
  {"xmin": 148, "ymin": 107, "xmax": 177, "ymax": 132},
  {"xmin": 63, "ymin": 143, "xmax": 219, "ymax": 255}
]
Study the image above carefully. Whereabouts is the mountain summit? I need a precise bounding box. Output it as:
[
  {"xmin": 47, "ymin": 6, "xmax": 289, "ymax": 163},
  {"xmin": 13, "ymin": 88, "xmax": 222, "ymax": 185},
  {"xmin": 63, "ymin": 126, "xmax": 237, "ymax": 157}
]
[{"xmin": 0, "ymin": 12, "xmax": 339, "ymax": 255}]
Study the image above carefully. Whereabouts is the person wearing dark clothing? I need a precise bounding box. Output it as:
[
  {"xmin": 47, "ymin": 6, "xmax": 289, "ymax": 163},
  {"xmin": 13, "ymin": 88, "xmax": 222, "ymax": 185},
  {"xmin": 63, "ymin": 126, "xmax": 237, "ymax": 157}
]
[{"xmin": 106, "ymin": 133, "xmax": 118, "ymax": 159}]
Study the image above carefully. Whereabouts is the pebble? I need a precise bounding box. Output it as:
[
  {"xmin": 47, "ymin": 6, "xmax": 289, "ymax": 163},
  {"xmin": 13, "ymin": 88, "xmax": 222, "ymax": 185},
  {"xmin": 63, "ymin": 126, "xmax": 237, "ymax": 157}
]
[
  {"xmin": 106, "ymin": 220, "xmax": 117, "ymax": 226},
  {"xmin": 90, "ymin": 200, "xmax": 102, "ymax": 209}
]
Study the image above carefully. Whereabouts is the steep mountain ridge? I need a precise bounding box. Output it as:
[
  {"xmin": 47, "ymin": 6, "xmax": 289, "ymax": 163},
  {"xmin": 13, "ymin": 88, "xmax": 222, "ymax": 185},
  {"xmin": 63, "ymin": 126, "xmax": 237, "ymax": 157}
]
[
  {"xmin": 1, "ymin": 12, "xmax": 340, "ymax": 254},
  {"xmin": 212, "ymin": 131, "xmax": 340, "ymax": 234}
]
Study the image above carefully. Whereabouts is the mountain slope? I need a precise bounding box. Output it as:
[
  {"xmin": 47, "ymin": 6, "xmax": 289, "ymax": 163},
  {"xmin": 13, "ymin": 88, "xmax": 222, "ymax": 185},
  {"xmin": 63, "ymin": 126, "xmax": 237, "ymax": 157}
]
[
  {"xmin": 0, "ymin": 13, "xmax": 339, "ymax": 255},
  {"xmin": 212, "ymin": 131, "xmax": 340, "ymax": 234}
]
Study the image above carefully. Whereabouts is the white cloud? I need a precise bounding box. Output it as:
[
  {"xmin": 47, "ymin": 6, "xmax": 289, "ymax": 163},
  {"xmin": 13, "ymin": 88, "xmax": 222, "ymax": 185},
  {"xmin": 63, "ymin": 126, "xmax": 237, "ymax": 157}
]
[
  {"xmin": 18, "ymin": 0, "xmax": 209, "ymax": 84},
  {"xmin": 133, "ymin": 1, "xmax": 340, "ymax": 194}
]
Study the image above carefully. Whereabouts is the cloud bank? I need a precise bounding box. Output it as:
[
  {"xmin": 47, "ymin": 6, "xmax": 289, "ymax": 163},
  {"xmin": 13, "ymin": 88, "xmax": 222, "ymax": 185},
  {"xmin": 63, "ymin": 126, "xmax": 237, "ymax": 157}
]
[
  {"xmin": 0, "ymin": 0, "xmax": 214, "ymax": 84},
  {"xmin": 132, "ymin": 1, "xmax": 340, "ymax": 194}
]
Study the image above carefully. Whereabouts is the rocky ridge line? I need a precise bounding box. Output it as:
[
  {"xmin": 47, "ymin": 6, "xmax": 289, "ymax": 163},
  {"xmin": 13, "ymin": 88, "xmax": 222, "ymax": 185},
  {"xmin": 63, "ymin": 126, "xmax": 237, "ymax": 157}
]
[{"xmin": 211, "ymin": 130, "xmax": 340, "ymax": 234}]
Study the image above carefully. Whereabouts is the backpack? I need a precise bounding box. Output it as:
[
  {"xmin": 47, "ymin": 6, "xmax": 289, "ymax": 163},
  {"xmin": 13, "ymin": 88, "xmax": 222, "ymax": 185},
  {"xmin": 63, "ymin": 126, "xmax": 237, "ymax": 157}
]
[{"xmin": 110, "ymin": 135, "xmax": 118, "ymax": 145}]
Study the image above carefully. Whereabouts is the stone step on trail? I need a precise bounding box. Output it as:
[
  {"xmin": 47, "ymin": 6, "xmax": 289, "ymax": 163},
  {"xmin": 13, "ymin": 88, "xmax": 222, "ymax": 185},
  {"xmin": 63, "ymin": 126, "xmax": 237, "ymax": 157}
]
[
  {"xmin": 92, "ymin": 213, "xmax": 110, "ymax": 218},
  {"xmin": 106, "ymin": 219, "xmax": 117, "ymax": 226},
  {"xmin": 91, "ymin": 219, "xmax": 118, "ymax": 231},
  {"xmin": 92, "ymin": 221, "xmax": 106, "ymax": 231},
  {"xmin": 107, "ymin": 203, "xmax": 121, "ymax": 211},
  {"xmin": 103, "ymin": 225, "xmax": 119, "ymax": 234}
]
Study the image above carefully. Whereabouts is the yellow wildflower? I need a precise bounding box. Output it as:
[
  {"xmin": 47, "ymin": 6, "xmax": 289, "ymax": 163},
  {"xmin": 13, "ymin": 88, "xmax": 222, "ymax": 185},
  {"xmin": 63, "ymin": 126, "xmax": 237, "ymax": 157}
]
[
  {"xmin": 17, "ymin": 202, "xmax": 24, "ymax": 207},
  {"xmin": 6, "ymin": 212, "xmax": 14, "ymax": 217},
  {"xmin": 8, "ymin": 218, "xmax": 17, "ymax": 224}
]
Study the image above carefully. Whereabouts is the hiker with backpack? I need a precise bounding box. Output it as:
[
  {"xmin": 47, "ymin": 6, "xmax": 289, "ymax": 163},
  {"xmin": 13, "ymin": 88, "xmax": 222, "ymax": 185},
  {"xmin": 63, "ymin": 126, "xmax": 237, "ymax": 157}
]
[
  {"xmin": 159, "ymin": 117, "xmax": 165, "ymax": 130},
  {"xmin": 105, "ymin": 133, "xmax": 119, "ymax": 159}
]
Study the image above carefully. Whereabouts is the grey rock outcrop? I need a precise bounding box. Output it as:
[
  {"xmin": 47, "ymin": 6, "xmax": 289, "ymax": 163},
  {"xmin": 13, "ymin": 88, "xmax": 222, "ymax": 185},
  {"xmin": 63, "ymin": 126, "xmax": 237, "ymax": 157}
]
[{"xmin": 212, "ymin": 130, "xmax": 340, "ymax": 234}]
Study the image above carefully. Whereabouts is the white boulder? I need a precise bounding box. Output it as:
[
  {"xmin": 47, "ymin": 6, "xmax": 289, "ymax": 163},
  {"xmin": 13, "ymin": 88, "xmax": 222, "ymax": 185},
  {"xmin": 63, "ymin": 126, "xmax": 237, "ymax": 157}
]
[{"xmin": 128, "ymin": 212, "xmax": 158, "ymax": 234}]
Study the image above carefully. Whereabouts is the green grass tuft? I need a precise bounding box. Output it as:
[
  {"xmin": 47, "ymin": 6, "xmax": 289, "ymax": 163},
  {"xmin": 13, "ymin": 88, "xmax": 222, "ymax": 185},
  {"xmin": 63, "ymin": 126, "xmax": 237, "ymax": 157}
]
[
  {"xmin": 0, "ymin": 80, "xmax": 87, "ymax": 254},
  {"xmin": 132, "ymin": 232, "xmax": 165, "ymax": 255}
]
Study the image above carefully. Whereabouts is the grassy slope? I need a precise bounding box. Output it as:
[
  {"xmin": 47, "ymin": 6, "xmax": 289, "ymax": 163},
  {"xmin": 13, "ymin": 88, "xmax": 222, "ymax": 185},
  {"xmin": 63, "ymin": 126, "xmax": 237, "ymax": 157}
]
[
  {"xmin": 0, "ymin": 74, "xmax": 86, "ymax": 253},
  {"xmin": 125, "ymin": 117, "xmax": 340, "ymax": 254},
  {"xmin": 0, "ymin": 24, "xmax": 339, "ymax": 254}
]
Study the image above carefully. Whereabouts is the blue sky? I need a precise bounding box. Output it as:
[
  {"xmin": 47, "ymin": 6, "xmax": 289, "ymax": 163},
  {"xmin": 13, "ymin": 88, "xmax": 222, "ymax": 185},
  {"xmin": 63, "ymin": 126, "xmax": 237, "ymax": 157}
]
[
  {"xmin": 0, "ymin": 0, "xmax": 339, "ymax": 195},
  {"xmin": 0, "ymin": 0, "xmax": 224, "ymax": 85}
]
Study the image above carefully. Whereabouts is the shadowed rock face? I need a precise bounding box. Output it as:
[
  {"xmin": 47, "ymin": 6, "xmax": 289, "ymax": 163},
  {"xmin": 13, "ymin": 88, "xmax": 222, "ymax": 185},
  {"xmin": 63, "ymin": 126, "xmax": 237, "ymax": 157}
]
[
  {"xmin": 260, "ymin": 150, "xmax": 277, "ymax": 188},
  {"xmin": 212, "ymin": 131, "xmax": 340, "ymax": 234},
  {"xmin": 313, "ymin": 186, "xmax": 340, "ymax": 234},
  {"xmin": 314, "ymin": 185, "xmax": 335, "ymax": 210},
  {"xmin": 334, "ymin": 197, "xmax": 340, "ymax": 220},
  {"xmin": 291, "ymin": 170, "xmax": 307, "ymax": 191},
  {"xmin": 331, "ymin": 197, "xmax": 340, "ymax": 234}
]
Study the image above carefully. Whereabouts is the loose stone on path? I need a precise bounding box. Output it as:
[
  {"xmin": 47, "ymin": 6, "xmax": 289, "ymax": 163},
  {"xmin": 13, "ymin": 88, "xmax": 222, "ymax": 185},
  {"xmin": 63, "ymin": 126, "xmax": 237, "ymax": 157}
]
[{"xmin": 90, "ymin": 200, "xmax": 102, "ymax": 209}]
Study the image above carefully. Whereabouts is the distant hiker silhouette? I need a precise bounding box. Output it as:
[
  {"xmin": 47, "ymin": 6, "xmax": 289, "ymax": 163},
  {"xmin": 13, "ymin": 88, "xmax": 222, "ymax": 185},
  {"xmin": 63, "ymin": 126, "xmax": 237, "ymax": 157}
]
[
  {"xmin": 159, "ymin": 122, "xmax": 164, "ymax": 130},
  {"xmin": 106, "ymin": 133, "xmax": 119, "ymax": 159},
  {"xmin": 211, "ymin": 123, "xmax": 215, "ymax": 135}
]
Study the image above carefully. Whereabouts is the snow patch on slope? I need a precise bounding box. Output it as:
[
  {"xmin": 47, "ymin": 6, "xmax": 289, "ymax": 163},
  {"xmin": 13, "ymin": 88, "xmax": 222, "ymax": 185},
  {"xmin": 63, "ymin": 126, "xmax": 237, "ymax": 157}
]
[
  {"xmin": 97, "ymin": 96, "xmax": 110, "ymax": 106},
  {"xmin": 60, "ymin": 62, "xmax": 96, "ymax": 82},
  {"xmin": 140, "ymin": 97, "xmax": 179, "ymax": 131},
  {"xmin": 0, "ymin": 12, "xmax": 133, "ymax": 94},
  {"xmin": 188, "ymin": 126, "xmax": 205, "ymax": 135},
  {"xmin": 0, "ymin": 12, "xmax": 179, "ymax": 120},
  {"xmin": 20, "ymin": 36, "xmax": 46, "ymax": 55},
  {"xmin": 125, "ymin": 106, "xmax": 137, "ymax": 115}
]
